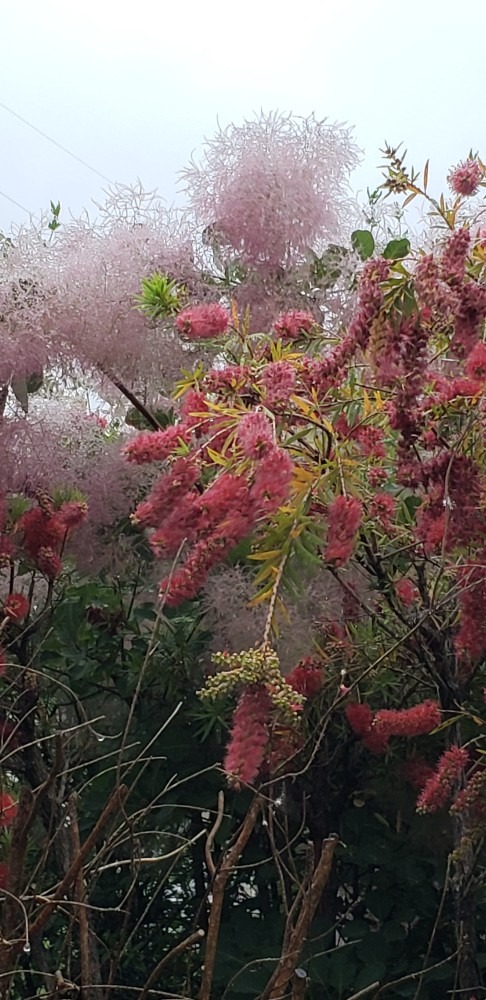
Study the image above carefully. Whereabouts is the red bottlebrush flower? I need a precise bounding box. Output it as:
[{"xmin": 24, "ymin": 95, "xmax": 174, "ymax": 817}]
[
  {"xmin": 273, "ymin": 310, "xmax": 315, "ymax": 340},
  {"xmin": 448, "ymin": 158, "xmax": 484, "ymax": 197},
  {"xmin": 401, "ymin": 756, "xmax": 435, "ymax": 791},
  {"xmin": 237, "ymin": 411, "xmax": 274, "ymax": 459},
  {"xmin": 124, "ymin": 425, "xmax": 192, "ymax": 465},
  {"xmin": 3, "ymin": 593, "xmax": 29, "ymax": 622},
  {"xmin": 0, "ymin": 791, "xmax": 18, "ymax": 828},
  {"xmin": 149, "ymin": 495, "xmax": 199, "ymax": 557},
  {"xmin": 57, "ymin": 500, "xmax": 88, "ymax": 530},
  {"xmin": 203, "ymin": 366, "xmax": 250, "ymax": 395},
  {"xmin": 454, "ymin": 281, "xmax": 486, "ymax": 355},
  {"xmin": 0, "ymin": 862, "xmax": 9, "ymax": 889},
  {"xmin": 440, "ymin": 227, "xmax": 470, "ymax": 287},
  {"xmin": 451, "ymin": 767, "xmax": 486, "ymax": 819},
  {"xmin": 395, "ymin": 578, "xmax": 419, "ymax": 607},
  {"xmin": 133, "ymin": 458, "xmax": 200, "ymax": 529},
  {"xmin": 224, "ymin": 685, "xmax": 272, "ymax": 787},
  {"xmin": 175, "ymin": 303, "xmax": 230, "ymax": 340},
  {"xmin": 179, "ymin": 389, "xmax": 211, "ymax": 433},
  {"xmin": 373, "ymin": 701, "xmax": 441, "ymax": 739},
  {"xmin": 286, "ymin": 657, "xmax": 324, "ymax": 699},
  {"xmin": 250, "ymin": 445, "xmax": 293, "ymax": 515},
  {"xmin": 324, "ymin": 496, "xmax": 362, "ymax": 567},
  {"xmin": 20, "ymin": 507, "xmax": 66, "ymax": 562},
  {"xmin": 258, "ymin": 360, "xmax": 296, "ymax": 410},
  {"xmin": 465, "ymin": 341, "xmax": 486, "ymax": 382},
  {"xmin": 417, "ymin": 746, "xmax": 470, "ymax": 814},
  {"xmin": 355, "ymin": 425, "xmax": 386, "ymax": 459},
  {"xmin": 36, "ymin": 547, "xmax": 63, "ymax": 580},
  {"xmin": 370, "ymin": 492, "xmax": 396, "ymax": 528},
  {"xmin": 454, "ymin": 554, "xmax": 486, "ymax": 665},
  {"xmin": 345, "ymin": 702, "xmax": 374, "ymax": 738},
  {"xmin": 0, "ymin": 535, "xmax": 15, "ymax": 564}
]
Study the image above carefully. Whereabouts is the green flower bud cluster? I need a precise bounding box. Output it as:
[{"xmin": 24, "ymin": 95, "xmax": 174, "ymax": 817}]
[{"xmin": 199, "ymin": 646, "xmax": 305, "ymax": 725}]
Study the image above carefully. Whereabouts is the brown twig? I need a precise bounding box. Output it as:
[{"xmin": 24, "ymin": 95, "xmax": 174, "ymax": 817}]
[
  {"xmin": 28, "ymin": 785, "xmax": 128, "ymax": 944},
  {"xmin": 139, "ymin": 929, "xmax": 206, "ymax": 1000},
  {"xmin": 259, "ymin": 835, "xmax": 339, "ymax": 1000},
  {"xmin": 199, "ymin": 794, "xmax": 262, "ymax": 1000}
]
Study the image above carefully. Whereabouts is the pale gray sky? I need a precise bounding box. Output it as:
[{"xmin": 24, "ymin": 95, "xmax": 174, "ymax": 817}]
[{"xmin": 1, "ymin": 0, "xmax": 485, "ymax": 232}]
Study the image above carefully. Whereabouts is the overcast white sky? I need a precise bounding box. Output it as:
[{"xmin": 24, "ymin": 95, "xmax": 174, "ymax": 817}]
[{"xmin": 1, "ymin": 0, "xmax": 485, "ymax": 232}]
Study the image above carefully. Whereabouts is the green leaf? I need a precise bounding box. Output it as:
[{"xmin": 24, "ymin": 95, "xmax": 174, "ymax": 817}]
[
  {"xmin": 383, "ymin": 238, "xmax": 411, "ymax": 260},
  {"xmin": 26, "ymin": 371, "xmax": 44, "ymax": 394},
  {"xmin": 351, "ymin": 230, "xmax": 375, "ymax": 260}
]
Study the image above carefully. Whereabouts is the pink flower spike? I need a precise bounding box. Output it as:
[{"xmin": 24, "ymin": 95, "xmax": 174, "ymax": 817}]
[{"xmin": 175, "ymin": 303, "xmax": 230, "ymax": 340}]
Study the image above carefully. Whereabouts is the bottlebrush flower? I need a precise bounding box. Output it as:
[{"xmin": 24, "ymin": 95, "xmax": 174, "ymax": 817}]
[
  {"xmin": 175, "ymin": 303, "xmax": 229, "ymax": 340},
  {"xmin": 237, "ymin": 411, "xmax": 274, "ymax": 459},
  {"xmin": 440, "ymin": 227, "xmax": 470, "ymax": 286},
  {"xmin": 417, "ymin": 746, "xmax": 469, "ymax": 813},
  {"xmin": 448, "ymin": 158, "xmax": 484, "ymax": 197},
  {"xmin": 0, "ymin": 791, "xmax": 18, "ymax": 828},
  {"xmin": 465, "ymin": 341, "xmax": 486, "ymax": 382},
  {"xmin": 57, "ymin": 500, "xmax": 88, "ymax": 529},
  {"xmin": 3, "ymin": 593, "xmax": 30, "ymax": 622},
  {"xmin": 451, "ymin": 767, "xmax": 486, "ymax": 819},
  {"xmin": 133, "ymin": 458, "xmax": 200, "ymax": 528},
  {"xmin": 273, "ymin": 310, "xmax": 315, "ymax": 340},
  {"xmin": 0, "ymin": 535, "xmax": 15, "ymax": 564},
  {"xmin": 286, "ymin": 657, "xmax": 324, "ymax": 698},
  {"xmin": 394, "ymin": 578, "xmax": 419, "ymax": 607},
  {"xmin": 224, "ymin": 685, "xmax": 272, "ymax": 786},
  {"xmin": 401, "ymin": 756, "xmax": 435, "ymax": 791},
  {"xmin": 124, "ymin": 425, "xmax": 192, "ymax": 464},
  {"xmin": 345, "ymin": 702, "xmax": 374, "ymax": 738},
  {"xmin": 370, "ymin": 492, "xmax": 396, "ymax": 528},
  {"xmin": 454, "ymin": 553, "xmax": 486, "ymax": 664},
  {"xmin": 250, "ymin": 446, "xmax": 293, "ymax": 515},
  {"xmin": 36, "ymin": 547, "xmax": 63, "ymax": 580},
  {"xmin": 21, "ymin": 508, "xmax": 65, "ymax": 559},
  {"xmin": 324, "ymin": 496, "xmax": 362, "ymax": 566},
  {"xmin": 373, "ymin": 701, "xmax": 441, "ymax": 739},
  {"xmin": 258, "ymin": 361, "xmax": 296, "ymax": 409}
]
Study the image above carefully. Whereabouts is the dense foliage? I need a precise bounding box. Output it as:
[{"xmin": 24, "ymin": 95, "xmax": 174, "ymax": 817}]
[{"xmin": 0, "ymin": 117, "xmax": 485, "ymax": 1000}]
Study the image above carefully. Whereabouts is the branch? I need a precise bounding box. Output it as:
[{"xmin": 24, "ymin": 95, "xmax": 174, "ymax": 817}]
[
  {"xmin": 102, "ymin": 369, "xmax": 163, "ymax": 431},
  {"xmin": 199, "ymin": 793, "xmax": 262, "ymax": 1000},
  {"xmin": 28, "ymin": 785, "xmax": 128, "ymax": 944},
  {"xmin": 139, "ymin": 929, "xmax": 205, "ymax": 1000},
  {"xmin": 260, "ymin": 834, "xmax": 339, "ymax": 1000}
]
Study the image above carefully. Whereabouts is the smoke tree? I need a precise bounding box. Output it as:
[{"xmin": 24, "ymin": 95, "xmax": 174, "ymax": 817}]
[{"xmin": 0, "ymin": 115, "xmax": 485, "ymax": 999}]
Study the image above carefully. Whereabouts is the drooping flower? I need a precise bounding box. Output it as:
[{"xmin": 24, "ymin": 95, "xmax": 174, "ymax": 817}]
[
  {"xmin": 451, "ymin": 767, "xmax": 486, "ymax": 820},
  {"xmin": 286, "ymin": 657, "xmax": 324, "ymax": 699},
  {"xmin": 0, "ymin": 791, "xmax": 18, "ymax": 828},
  {"xmin": 454, "ymin": 553, "xmax": 486, "ymax": 664},
  {"xmin": 394, "ymin": 578, "xmax": 420, "ymax": 607},
  {"xmin": 258, "ymin": 361, "xmax": 296, "ymax": 410},
  {"xmin": 175, "ymin": 303, "xmax": 230, "ymax": 340},
  {"xmin": 3, "ymin": 593, "xmax": 30, "ymax": 622},
  {"xmin": 324, "ymin": 496, "xmax": 362, "ymax": 566},
  {"xmin": 224, "ymin": 685, "xmax": 272, "ymax": 787},
  {"xmin": 373, "ymin": 701, "xmax": 441, "ymax": 739},
  {"xmin": 448, "ymin": 158, "xmax": 484, "ymax": 197},
  {"xmin": 124, "ymin": 425, "xmax": 192, "ymax": 464},
  {"xmin": 273, "ymin": 310, "xmax": 315, "ymax": 340},
  {"xmin": 465, "ymin": 341, "xmax": 486, "ymax": 382},
  {"xmin": 237, "ymin": 411, "xmax": 274, "ymax": 459},
  {"xmin": 250, "ymin": 446, "xmax": 293, "ymax": 515},
  {"xmin": 417, "ymin": 746, "xmax": 470, "ymax": 813}
]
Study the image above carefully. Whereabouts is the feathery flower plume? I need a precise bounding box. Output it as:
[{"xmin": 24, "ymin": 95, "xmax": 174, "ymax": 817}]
[{"xmin": 417, "ymin": 746, "xmax": 470, "ymax": 813}]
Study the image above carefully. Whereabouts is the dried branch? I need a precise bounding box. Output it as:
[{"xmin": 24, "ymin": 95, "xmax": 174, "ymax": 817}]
[
  {"xmin": 199, "ymin": 793, "xmax": 262, "ymax": 1000},
  {"xmin": 259, "ymin": 834, "xmax": 339, "ymax": 1000},
  {"xmin": 139, "ymin": 929, "xmax": 205, "ymax": 1000}
]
